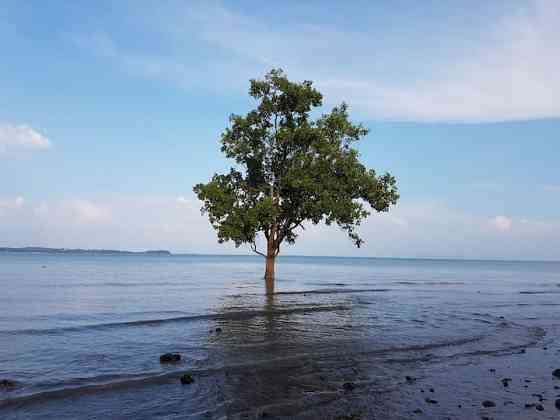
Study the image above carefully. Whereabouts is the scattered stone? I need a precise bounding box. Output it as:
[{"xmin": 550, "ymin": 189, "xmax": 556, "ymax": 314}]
[
  {"xmin": 458, "ymin": 404, "xmax": 462, "ymax": 408},
  {"xmin": 215, "ymin": 327, "xmax": 223, "ymax": 333},
  {"xmin": 482, "ymin": 400, "xmax": 496, "ymax": 408},
  {"xmin": 180, "ymin": 373, "xmax": 194, "ymax": 385},
  {"xmin": 525, "ymin": 403, "xmax": 536, "ymax": 409},
  {"xmin": 553, "ymin": 369, "xmax": 560, "ymax": 379},
  {"xmin": 555, "ymin": 385, "xmax": 560, "ymax": 390},
  {"xmin": 504, "ymin": 401, "xmax": 514, "ymax": 406},
  {"xmin": 525, "ymin": 379, "xmax": 532, "ymax": 383},
  {"xmin": 429, "ymin": 388, "xmax": 435, "ymax": 393},
  {"xmin": 0, "ymin": 379, "xmax": 16, "ymax": 389},
  {"xmin": 555, "ymin": 399, "xmax": 560, "ymax": 410},
  {"xmin": 405, "ymin": 376, "xmax": 414, "ymax": 382},
  {"xmin": 420, "ymin": 389, "xmax": 424, "ymax": 393},
  {"xmin": 535, "ymin": 404, "xmax": 544, "ymax": 411},
  {"xmin": 342, "ymin": 382, "xmax": 356, "ymax": 391},
  {"xmin": 425, "ymin": 397, "xmax": 438, "ymax": 404},
  {"xmin": 489, "ymin": 368, "xmax": 496, "ymax": 373},
  {"xmin": 499, "ymin": 316, "xmax": 505, "ymax": 319},
  {"xmin": 413, "ymin": 409, "xmax": 423, "ymax": 414},
  {"xmin": 501, "ymin": 378, "xmax": 512, "ymax": 387},
  {"xmin": 544, "ymin": 347, "xmax": 548, "ymax": 350},
  {"xmin": 160, "ymin": 353, "xmax": 181, "ymax": 363},
  {"xmin": 518, "ymin": 349, "xmax": 526, "ymax": 354}
]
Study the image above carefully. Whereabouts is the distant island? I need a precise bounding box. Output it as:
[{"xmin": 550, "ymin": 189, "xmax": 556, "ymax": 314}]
[{"xmin": 0, "ymin": 247, "xmax": 172, "ymax": 256}]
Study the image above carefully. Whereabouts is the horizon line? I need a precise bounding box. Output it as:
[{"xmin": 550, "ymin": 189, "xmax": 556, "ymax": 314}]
[{"xmin": 1, "ymin": 246, "xmax": 559, "ymax": 264}]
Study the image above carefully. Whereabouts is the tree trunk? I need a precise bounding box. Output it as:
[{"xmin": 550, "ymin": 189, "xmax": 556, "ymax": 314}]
[
  {"xmin": 264, "ymin": 236, "xmax": 276, "ymax": 295},
  {"xmin": 265, "ymin": 254, "xmax": 275, "ymax": 295}
]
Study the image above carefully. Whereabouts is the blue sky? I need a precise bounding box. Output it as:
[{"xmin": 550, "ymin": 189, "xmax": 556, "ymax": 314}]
[{"xmin": 1, "ymin": 0, "xmax": 559, "ymax": 259}]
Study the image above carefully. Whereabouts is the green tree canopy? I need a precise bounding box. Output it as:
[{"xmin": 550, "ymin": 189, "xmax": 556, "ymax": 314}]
[{"xmin": 194, "ymin": 69, "xmax": 399, "ymax": 290}]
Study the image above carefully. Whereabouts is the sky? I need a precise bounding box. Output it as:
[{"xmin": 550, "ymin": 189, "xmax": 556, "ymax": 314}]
[{"xmin": 1, "ymin": 0, "xmax": 560, "ymax": 260}]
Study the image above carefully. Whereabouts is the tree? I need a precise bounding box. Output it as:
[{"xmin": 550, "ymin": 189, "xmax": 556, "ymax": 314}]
[{"xmin": 194, "ymin": 69, "xmax": 399, "ymax": 294}]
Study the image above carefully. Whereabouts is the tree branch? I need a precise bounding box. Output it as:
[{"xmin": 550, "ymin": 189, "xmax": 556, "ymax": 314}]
[{"xmin": 250, "ymin": 241, "xmax": 266, "ymax": 257}]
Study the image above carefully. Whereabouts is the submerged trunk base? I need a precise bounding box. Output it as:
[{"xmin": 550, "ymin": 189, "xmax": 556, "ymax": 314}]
[{"xmin": 265, "ymin": 256, "xmax": 275, "ymax": 295}]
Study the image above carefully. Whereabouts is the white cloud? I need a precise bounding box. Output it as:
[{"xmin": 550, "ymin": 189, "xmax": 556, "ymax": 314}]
[
  {"xmin": 0, "ymin": 196, "xmax": 24, "ymax": 216},
  {"xmin": 76, "ymin": 0, "xmax": 560, "ymax": 122},
  {"xmin": 0, "ymin": 124, "xmax": 51, "ymax": 156},
  {"xmin": 490, "ymin": 215, "xmax": 513, "ymax": 232},
  {"xmin": 0, "ymin": 196, "xmax": 24, "ymax": 210},
  {"xmin": 176, "ymin": 196, "xmax": 193, "ymax": 207}
]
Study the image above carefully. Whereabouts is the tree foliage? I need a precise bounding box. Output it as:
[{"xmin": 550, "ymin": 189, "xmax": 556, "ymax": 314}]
[{"xmin": 194, "ymin": 69, "xmax": 399, "ymax": 258}]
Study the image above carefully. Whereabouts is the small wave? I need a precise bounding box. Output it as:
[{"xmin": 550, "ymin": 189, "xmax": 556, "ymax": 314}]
[
  {"xmin": 393, "ymin": 281, "xmax": 465, "ymax": 286},
  {"xmin": 40, "ymin": 281, "xmax": 190, "ymax": 288},
  {"xmin": 0, "ymin": 305, "xmax": 348, "ymax": 336},
  {"xmin": 519, "ymin": 290, "xmax": 560, "ymax": 294},
  {"xmin": 274, "ymin": 288, "xmax": 390, "ymax": 296}
]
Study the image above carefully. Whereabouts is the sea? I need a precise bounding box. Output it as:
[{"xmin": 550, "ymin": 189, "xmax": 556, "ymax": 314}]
[{"xmin": 1, "ymin": 253, "xmax": 559, "ymax": 419}]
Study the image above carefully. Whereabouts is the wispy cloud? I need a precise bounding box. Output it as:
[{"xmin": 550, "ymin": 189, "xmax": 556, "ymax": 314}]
[
  {"xmin": 0, "ymin": 196, "xmax": 24, "ymax": 215},
  {"xmin": 490, "ymin": 215, "xmax": 513, "ymax": 232},
  {"xmin": 0, "ymin": 123, "xmax": 51, "ymax": 156},
  {"xmin": 1, "ymin": 195, "xmax": 559, "ymax": 260},
  {"xmin": 75, "ymin": 0, "xmax": 560, "ymax": 122}
]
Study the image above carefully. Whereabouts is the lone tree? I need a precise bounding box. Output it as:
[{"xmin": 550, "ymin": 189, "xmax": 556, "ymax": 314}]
[{"xmin": 194, "ymin": 70, "xmax": 398, "ymax": 294}]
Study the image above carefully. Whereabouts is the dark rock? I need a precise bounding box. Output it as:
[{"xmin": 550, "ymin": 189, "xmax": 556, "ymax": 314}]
[
  {"xmin": 489, "ymin": 368, "xmax": 496, "ymax": 373},
  {"xmin": 180, "ymin": 373, "xmax": 194, "ymax": 385},
  {"xmin": 0, "ymin": 379, "xmax": 16, "ymax": 389},
  {"xmin": 413, "ymin": 409, "xmax": 423, "ymax": 414},
  {"xmin": 555, "ymin": 385, "xmax": 560, "ymax": 390},
  {"xmin": 501, "ymin": 378, "xmax": 512, "ymax": 387},
  {"xmin": 518, "ymin": 349, "xmax": 526, "ymax": 354},
  {"xmin": 482, "ymin": 400, "xmax": 496, "ymax": 408},
  {"xmin": 160, "ymin": 353, "xmax": 181, "ymax": 363},
  {"xmin": 555, "ymin": 399, "xmax": 560, "ymax": 410},
  {"xmin": 424, "ymin": 397, "xmax": 438, "ymax": 404},
  {"xmin": 553, "ymin": 369, "xmax": 560, "ymax": 379},
  {"xmin": 342, "ymin": 382, "xmax": 356, "ymax": 391},
  {"xmin": 535, "ymin": 404, "xmax": 544, "ymax": 411},
  {"xmin": 420, "ymin": 389, "xmax": 424, "ymax": 393},
  {"xmin": 215, "ymin": 327, "xmax": 223, "ymax": 333},
  {"xmin": 504, "ymin": 401, "xmax": 514, "ymax": 406},
  {"xmin": 405, "ymin": 376, "xmax": 413, "ymax": 382},
  {"xmin": 458, "ymin": 404, "xmax": 462, "ymax": 408},
  {"xmin": 525, "ymin": 403, "xmax": 536, "ymax": 409},
  {"xmin": 429, "ymin": 388, "xmax": 434, "ymax": 393},
  {"xmin": 525, "ymin": 379, "xmax": 532, "ymax": 383}
]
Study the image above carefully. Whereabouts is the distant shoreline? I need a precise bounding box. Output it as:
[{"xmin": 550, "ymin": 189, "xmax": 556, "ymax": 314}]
[
  {"xmin": 0, "ymin": 247, "xmax": 172, "ymax": 256},
  {"xmin": 0, "ymin": 247, "xmax": 559, "ymax": 263}
]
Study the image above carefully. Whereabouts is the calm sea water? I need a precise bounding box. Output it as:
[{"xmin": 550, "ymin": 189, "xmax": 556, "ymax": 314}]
[{"xmin": 1, "ymin": 253, "xmax": 559, "ymax": 419}]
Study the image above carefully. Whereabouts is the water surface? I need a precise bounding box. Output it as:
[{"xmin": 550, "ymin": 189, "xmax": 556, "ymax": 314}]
[{"xmin": 1, "ymin": 254, "xmax": 559, "ymax": 419}]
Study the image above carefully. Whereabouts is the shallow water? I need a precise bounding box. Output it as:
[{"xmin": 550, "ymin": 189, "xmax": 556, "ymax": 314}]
[{"xmin": 1, "ymin": 254, "xmax": 559, "ymax": 419}]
